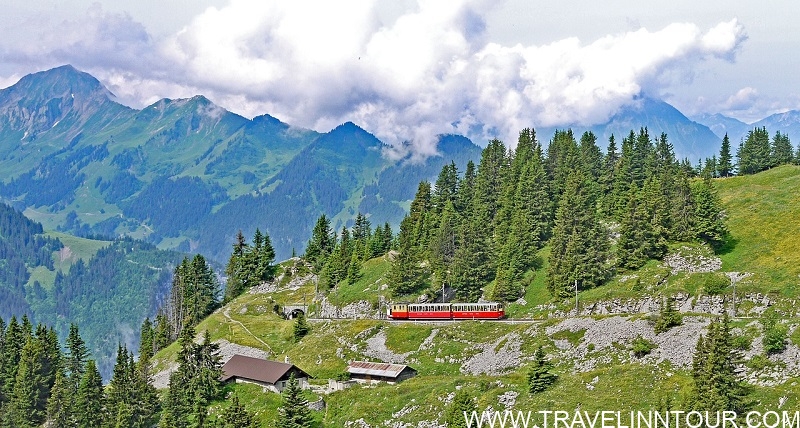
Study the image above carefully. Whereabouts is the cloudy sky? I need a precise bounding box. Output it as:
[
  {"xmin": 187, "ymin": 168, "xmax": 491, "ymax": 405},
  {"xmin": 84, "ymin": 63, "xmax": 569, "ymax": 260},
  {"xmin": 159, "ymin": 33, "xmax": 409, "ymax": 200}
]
[{"xmin": 1, "ymin": 0, "xmax": 796, "ymax": 153}]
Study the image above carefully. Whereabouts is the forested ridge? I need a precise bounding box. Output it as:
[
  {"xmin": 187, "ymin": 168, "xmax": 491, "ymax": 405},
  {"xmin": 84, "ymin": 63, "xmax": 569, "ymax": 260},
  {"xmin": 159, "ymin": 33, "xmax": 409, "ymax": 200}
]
[{"xmin": 308, "ymin": 126, "xmax": 800, "ymax": 304}]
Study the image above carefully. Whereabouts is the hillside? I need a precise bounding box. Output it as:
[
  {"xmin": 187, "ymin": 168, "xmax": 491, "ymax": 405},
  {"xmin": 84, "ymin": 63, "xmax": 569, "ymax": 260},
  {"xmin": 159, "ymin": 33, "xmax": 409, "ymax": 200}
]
[
  {"xmin": 0, "ymin": 65, "xmax": 488, "ymax": 262},
  {"xmin": 0, "ymin": 202, "xmax": 188, "ymax": 378},
  {"xmin": 153, "ymin": 167, "xmax": 800, "ymax": 426}
]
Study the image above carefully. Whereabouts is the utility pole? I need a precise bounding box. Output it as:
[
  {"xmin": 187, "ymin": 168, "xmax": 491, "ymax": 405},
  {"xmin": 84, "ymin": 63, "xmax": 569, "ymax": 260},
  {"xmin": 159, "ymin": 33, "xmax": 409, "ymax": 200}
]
[
  {"xmin": 575, "ymin": 280, "xmax": 579, "ymax": 314},
  {"xmin": 731, "ymin": 275, "xmax": 737, "ymax": 318}
]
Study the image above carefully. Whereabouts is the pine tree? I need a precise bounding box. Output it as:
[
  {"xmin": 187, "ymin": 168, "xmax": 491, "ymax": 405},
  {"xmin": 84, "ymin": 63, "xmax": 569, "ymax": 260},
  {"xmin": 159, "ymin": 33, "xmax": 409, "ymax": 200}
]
[
  {"xmin": 669, "ymin": 169, "xmax": 696, "ymax": 241},
  {"xmin": 527, "ymin": 347, "xmax": 557, "ymax": 393},
  {"xmin": 46, "ymin": 369, "xmax": 75, "ymax": 428},
  {"xmin": 107, "ymin": 345, "xmax": 134, "ymax": 426},
  {"xmin": 445, "ymin": 389, "xmax": 477, "ymax": 428},
  {"xmin": 546, "ymin": 170, "xmax": 610, "ymax": 297},
  {"xmin": 771, "ymin": 130, "xmax": 793, "ymax": 167},
  {"xmin": 75, "ymin": 360, "xmax": 105, "ymax": 428},
  {"xmin": 600, "ymin": 135, "xmax": 620, "ymax": 216},
  {"xmin": 293, "ymin": 314, "xmax": 310, "ymax": 342},
  {"xmin": 224, "ymin": 230, "xmax": 248, "ymax": 302},
  {"xmin": 220, "ymin": 394, "xmax": 259, "ymax": 428},
  {"xmin": 11, "ymin": 336, "xmax": 46, "ymax": 427},
  {"xmin": 65, "ymin": 323, "xmax": 89, "ymax": 386},
  {"xmin": 132, "ymin": 326, "xmax": 160, "ymax": 428},
  {"xmin": 654, "ymin": 296, "xmax": 683, "ymax": 334},
  {"xmin": 388, "ymin": 216, "xmax": 426, "ymax": 296},
  {"xmin": 690, "ymin": 314, "xmax": 750, "ymax": 413},
  {"xmin": 275, "ymin": 373, "xmax": 313, "ymax": 428},
  {"xmin": 1, "ymin": 316, "xmax": 25, "ymax": 406},
  {"xmin": 718, "ymin": 134, "xmax": 733, "ymax": 177},
  {"xmin": 692, "ymin": 175, "xmax": 728, "ymax": 249},
  {"xmin": 429, "ymin": 200, "xmax": 458, "ymax": 290},
  {"xmin": 737, "ymin": 127, "xmax": 771, "ymax": 175},
  {"xmin": 304, "ymin": 214, "xmax": 334, "ymax": 271}
]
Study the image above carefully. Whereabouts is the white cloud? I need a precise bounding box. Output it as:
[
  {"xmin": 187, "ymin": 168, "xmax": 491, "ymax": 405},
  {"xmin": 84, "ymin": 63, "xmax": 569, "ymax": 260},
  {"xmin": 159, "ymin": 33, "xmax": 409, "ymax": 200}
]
[
  {"xmin": 723, "ymin": 87, "xmax": 759, "ymax": 111},
  {"xmin": 0, "ymin": 1, "xmax": 748, "ymax": 156}
]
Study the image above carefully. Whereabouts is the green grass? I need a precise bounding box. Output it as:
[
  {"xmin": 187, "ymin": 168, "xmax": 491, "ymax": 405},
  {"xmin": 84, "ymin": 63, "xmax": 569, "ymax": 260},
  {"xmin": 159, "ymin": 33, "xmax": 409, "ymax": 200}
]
[
  {"xmin": 715, "ymin": 165, "xmax": 800, "ymax": 297},
  {"xmin": 328, "ymin": 255, "xmax": 392, "ymax": 306},
  {"xmin": 46, "ymin": 231, "xmax": 111, "ymax": 271},
  {"xmin": 26, "ymin": 265, "xmax": 57, "ymax": 289},
  {"xmin": 207, "ymin": 382, "xmax": 323, "ymax": 427}
]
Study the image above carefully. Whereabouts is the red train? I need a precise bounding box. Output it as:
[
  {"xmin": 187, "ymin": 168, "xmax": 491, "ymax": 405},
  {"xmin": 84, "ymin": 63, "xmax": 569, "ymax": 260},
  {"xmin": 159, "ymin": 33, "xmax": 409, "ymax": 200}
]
[{"xmin": 387, "ymin": 302, "xmax": 505, "ymax": 320}]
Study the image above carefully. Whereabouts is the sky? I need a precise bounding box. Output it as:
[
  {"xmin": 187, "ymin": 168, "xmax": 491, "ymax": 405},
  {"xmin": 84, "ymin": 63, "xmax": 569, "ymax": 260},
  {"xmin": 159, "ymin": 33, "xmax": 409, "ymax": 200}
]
[{"xmin": 1, "ymin": 0, "xmax": 797, "ymax": 155}]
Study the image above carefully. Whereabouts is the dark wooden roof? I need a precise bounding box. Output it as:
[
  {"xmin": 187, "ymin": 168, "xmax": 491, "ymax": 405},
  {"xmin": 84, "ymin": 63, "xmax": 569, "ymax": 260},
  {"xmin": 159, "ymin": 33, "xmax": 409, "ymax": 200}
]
[{"xmin": 221, "ymin": 355, "xmax": 308, "ymax": 384}]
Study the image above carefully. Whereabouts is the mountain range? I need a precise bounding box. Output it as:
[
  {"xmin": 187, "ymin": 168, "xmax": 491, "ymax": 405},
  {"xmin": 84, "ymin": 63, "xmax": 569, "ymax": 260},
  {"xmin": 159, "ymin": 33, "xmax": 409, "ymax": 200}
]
[{"xmin": 1, "ymin": 65, "xmax": 797, "ymax": 262}]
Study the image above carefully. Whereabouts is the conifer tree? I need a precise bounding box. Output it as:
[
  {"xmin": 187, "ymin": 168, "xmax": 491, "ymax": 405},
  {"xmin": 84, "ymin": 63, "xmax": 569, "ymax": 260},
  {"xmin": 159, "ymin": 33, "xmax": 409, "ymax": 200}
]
[
  {"xmin": 1, "ymin": 316, "xmax": 25, "ymax": 406},
  {"xmin": 346, "ymin": 248, "xmax": 362, "ymax": 284},
  {"xmin": 220, "ymin": 394, "xmax": 259, "ymax": 428},
  {"xmin": 491, "ymin": 151, "xmax": 550, "ymax": 301},
  {"xmin": 224, "ymin": 230, "xmax": 248, "ymax": 302},
  {"xmin": 11, "ymin": 336, "xmax": 46, "ymax": 427},
  {"xmin": 669, "ymin": 169, "xmax": 696, "ymax": 241},
  {"xmin": 690, "ymin": 314, "xmax": 750, "ymax": 413},
  {"xmin": 737, "ymin": 127, "xmax": 771, "ymax": 175},
  {"xmin": 654, "ymin": 296, "xmax": 683, "ymax": 334},
  {"xmin": 546, "ymin": 170, "xmax": 610, "ymax": 297},
  {"xmin": 718, "ymin": 134, "xmax": 733, "ymax": 177},
  {"xmin": 293, "ymin": 314, "xmax": 310, "ymax": 342},
  {"xmin": 388, "ymin": 216, "xmax": 426, "ymax": 296},
  {"xmin": 75, "ymin": 360, "xmax": 104, "ymax": 428},
  {"xmin": 161, "ymin": 327, "xmax": 221, "ymax": 428},
  {"xmin": 692, "ymin": 175, "xmax": 728, "ymax": 249},
  {"xmin": 65, "ymin": 323, "xmax": 88, "ymax": 385},
  {"xmin": 600, "ymin": 135, "xmax": 620, "ymax": 216},
  {"xmin": 547, "ymin": 130, "xmax": 580, "ymax": 200},
  {"xmin": 275, "ymin": 373, "xmax": 313, "ymax": 428},
  {"xmin": 304, "ymin": 214, "xmax": 334, "ymax": 271},
  {"xmin": 527, "ymin": 347, "xmax": 557, "ymax": 394},
  {"xmin": 445, "ymin": 389, "xmax": 477, "ymax": 428},
  {"xmin": 771, "ymin": 130, "xmax": 793, "ymax": 167},
  {"xmin": 432, "ymin": 162, "xmax": 459, "ymax": 215},
  {"xmin": 46, "ymin": 369, "xmax": 74, "ymax": 428},
  {"xmin": 107, "ymin": 345, "xmax": 134, "ymax": 426}
]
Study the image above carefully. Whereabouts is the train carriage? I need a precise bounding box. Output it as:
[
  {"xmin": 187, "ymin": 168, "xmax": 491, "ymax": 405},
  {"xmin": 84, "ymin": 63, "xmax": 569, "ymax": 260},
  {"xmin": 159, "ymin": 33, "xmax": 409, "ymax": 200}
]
[{"xmin": 387, "ymin": 302, "xmax": 504, "ymax": 320}]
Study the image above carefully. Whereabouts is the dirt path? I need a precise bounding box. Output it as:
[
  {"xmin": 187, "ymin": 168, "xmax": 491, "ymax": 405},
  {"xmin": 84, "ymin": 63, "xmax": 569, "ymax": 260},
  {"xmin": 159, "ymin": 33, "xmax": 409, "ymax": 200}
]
[{"xmin": 222, "ymin": 307, "xmax": 273, "ymax": 354}]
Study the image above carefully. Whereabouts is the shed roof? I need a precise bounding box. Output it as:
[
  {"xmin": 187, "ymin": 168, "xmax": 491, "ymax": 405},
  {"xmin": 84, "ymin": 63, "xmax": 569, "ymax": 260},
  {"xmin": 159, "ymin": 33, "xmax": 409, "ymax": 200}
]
[
  {"xmin": 347, "ymin": 361, "xmax": 413, "ymax": 378},
  {"xmin": 221, "ymin": 355, "xmax": 306, "ymax": 384}
]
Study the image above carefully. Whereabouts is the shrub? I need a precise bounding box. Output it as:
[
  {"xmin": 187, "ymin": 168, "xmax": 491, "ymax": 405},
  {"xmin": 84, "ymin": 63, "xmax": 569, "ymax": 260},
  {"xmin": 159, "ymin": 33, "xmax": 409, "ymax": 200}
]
[
  {"xmin": 701, "ymin": 273, "xmax": 729, "ymax": 295},
  {"xmin": 631, "ymin": 335, "xmax": 656, "ymax": 358},
  {"xmin": 731, "ymin": 334, "xmax": 752, "ymax": 351},
  {"xmin": 762, "ymin": 311, "xmax": 787, "ymax": 354},
  {"xmin": 654, "ymin": 297, "xmax": 683, "ymax": 334}
]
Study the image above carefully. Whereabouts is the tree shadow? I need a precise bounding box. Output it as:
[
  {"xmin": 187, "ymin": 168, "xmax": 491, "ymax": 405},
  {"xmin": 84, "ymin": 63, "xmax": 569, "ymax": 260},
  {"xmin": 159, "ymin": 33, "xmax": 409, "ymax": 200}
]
[{"xmin": 714, "ymin": 234, "xmax": 739, "ymax": 255}]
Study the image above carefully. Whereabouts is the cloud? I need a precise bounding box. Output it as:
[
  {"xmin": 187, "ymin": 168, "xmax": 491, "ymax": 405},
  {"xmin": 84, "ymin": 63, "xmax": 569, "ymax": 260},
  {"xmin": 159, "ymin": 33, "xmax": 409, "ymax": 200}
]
[
  {"xmin": 723, "ymin": 87, "xmax": 759, "ymax": 111},
  {"xmin": 0, "ymin": 4, "xmax": 155, "ymax": 74},
  {"xmin": 161, "ymin": 4, "xmax": 745, "ymax": 153},
  {"xmin": 1, "ymin": 1, "xmax": 748, "ymax": 157}
]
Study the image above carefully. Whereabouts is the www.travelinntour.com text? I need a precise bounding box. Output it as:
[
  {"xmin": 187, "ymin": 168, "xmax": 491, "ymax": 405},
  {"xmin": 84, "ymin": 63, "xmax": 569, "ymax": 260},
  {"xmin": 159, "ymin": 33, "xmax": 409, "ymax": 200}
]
[{"xmin": 460, "ymin": 410, "xmax": 800, "ymax": 428}]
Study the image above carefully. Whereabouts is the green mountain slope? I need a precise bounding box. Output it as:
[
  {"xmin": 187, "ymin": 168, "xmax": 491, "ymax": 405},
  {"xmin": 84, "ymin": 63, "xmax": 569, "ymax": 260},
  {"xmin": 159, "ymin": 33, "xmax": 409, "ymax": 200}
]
[
  {"xmin": 0, "ymin": 202, "xmax": 187, "ymax": 378},
  {"xmin": 716, "ymin": 165, "xmax": 800, "ymax": 295},
  {"xmin": 0, "ymin": 65, "xmax": 484, "ymax": 262},
  {"xmin": 153, "ymin": 167, "xmax": 800, "ymax": 426}
]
